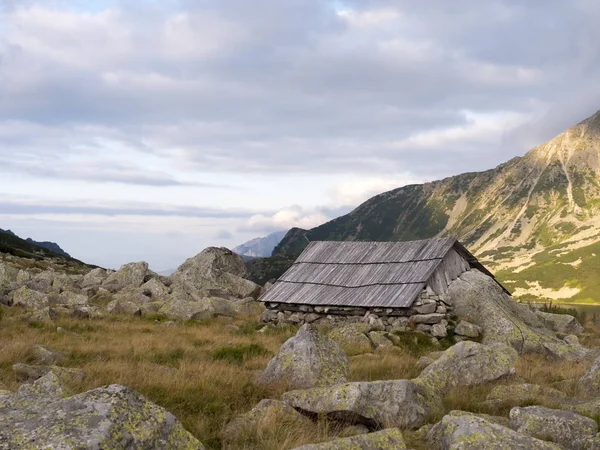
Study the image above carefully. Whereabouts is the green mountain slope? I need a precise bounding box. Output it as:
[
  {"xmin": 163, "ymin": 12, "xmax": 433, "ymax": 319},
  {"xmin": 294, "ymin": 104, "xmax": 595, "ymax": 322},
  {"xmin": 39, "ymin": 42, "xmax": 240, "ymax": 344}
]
[{"xmin": 268, "ymin": 110, "xmax": 600, "ymax": 303}]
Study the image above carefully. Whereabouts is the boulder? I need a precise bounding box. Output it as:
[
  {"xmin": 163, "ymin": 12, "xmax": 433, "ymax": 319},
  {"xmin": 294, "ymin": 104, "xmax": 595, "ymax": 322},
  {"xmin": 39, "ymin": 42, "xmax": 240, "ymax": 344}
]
[
  {"xmin": 367, "ymin": 331, "xmax": 394, "ymax": 349},
  {"xmin": 56, "ymin": 291, "xmax": 88, "ymax": 307},
  {"xmin": 509, "ymin": 406, "xmax": 598, "ymax": 448},
  {"xmin": 140, "ymin": 278, "xmax": 170, "ymax": 299},
  {"xmin": 328, "ymin": 323, "xmax": 373, "ymax": 355},
  {"xmin": 0, "ymin": 374, "xmax": 204, "ymax": 449},
  {"xmin": 232, "ymin": 297, "xmax": 266, "ymax": 315},
  {"xmin": 27, "ymin": 307, "xmax": 57, "ymax": 323},
  {"xmin": 431, "ymin": 320, "xmax": 448, "ymax": 338},
  {"xmin": 448, "ymin": 270, "xmax": 565, "ymax": 353},
  {"xmin": 485, "ymin": 384, "xmax": 566, "ymax": 408},
  {"xmin": 222, "ymin": 399, "xmax": 314, "ymax": 449},
  {"xmin": 158, "ymin": 293, "xmax": 236, "ymax": 321},
  {"xmin": 428, "ymin": 411, "xmax": 562, "ymax": 449},
  {"xmin": 0, "ymin": 262, "xmax": 18, "ymax": 287},
  {"xmin": 536, "ymin": 311, "xmax": 584, "ymax": 336},
  {"xmin": 31, "ymin": 345, "xmax": 65, "ymax": 365},
  {"xmin": 542, "ymin": 341, "xmax": 590, "ymax": 361},
  {"xmin": 171, "ymin": 247, "xmax": 260, "ymax": 299},
  {"xmin": 282, "ymin": 379, "xmax": 436, "ymax": 429},
  {"xmin": 291, "ymin": 428, "xmax": 407, "ymax": 449},
  {"xmin": 455, "ymin": 320, "xmax": 482, "ymax": 338},
  {"xmin": 415, "ymin": 341, "xmax": 518, "ymax": 395},
  {"xmin": 107, "ymin": 299, "xmax": 142, "ymax": 316},
  {"xmin": 12, "ymin": 363, "xmax": 85, "ymax": 384},
  {"xmin": 580, "ymin": 355, "xmax": 600, "ymax": 396},
  {"xmin": 81, "ymin": 267, "xmax": 108, "ymax": 288},
  {"xmin": 12, "ymin": 286, "xmax": 49, "ymax": 309},
  {"xmin": 257, "ymin": 324, "xmax": 349, "ymax": 390},
  {"xmin": 102, "ymin": 261, "xmax": 149, "ymax": 290}
]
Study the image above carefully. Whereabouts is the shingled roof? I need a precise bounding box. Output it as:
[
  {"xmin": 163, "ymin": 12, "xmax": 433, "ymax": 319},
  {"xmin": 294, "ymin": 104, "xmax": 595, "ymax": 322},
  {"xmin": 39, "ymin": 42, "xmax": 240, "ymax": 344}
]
[{"xmin": 259, "ymin": 237, "xmax": 504, "ymax": 308}]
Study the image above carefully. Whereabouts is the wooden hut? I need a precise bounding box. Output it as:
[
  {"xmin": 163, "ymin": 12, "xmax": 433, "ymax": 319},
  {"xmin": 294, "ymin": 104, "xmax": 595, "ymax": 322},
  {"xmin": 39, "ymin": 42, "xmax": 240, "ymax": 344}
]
[{"xmin": 259, "ymin": 237, "xmax": 506, "ymax": 336}]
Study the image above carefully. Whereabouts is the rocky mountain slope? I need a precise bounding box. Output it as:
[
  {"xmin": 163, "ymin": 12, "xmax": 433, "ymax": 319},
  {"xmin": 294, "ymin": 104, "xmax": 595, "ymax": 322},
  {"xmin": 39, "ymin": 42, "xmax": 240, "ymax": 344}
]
[
  {"xmin": 233, "ymin": 230, "xmax": 287, "ymax": 258},
  {"xmin": 0, "ymin": 229, "xmax": 87, "ymax": 271},
  {"xmin": 268, "ymin": 110, "xmax": 600, "ymax": 304}
]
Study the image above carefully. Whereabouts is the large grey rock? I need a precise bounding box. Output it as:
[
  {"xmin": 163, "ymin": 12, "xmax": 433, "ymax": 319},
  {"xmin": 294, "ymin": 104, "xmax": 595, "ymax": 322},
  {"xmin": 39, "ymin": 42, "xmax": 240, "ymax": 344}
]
[
  {"xmin": 455, "ymin": 320, "xmax": 482, "ymax": 338},
  {"xmin": 12, "ymin": 363, "xmax": 85, "ymax": 384},
  {"xmin": 0, "ymin": 374, "xmax": 204, "ymax": 448},
  {"xmin": 102, "ymin": 261, "xmax": 149, "ymax": 290},
  {"xmin": 258, "ymin": 324, "xmax": 349, "ymax": 390},
  {"xmin": 509, "ymin": 406, "xmax": 598, "ymax": 449},
  {"xmin": 328, "ymin": 323, "xmax": 373, "ymax": 355},
  {"xmin": 448, "ymin": 270, "xmax": 566, "ymax": 353},
  {"xmin": 31, "ymin": 345, "xmax": 65, "ymax": 365},
  {"xmin": 27, "ymin": 306, "xmax": 57, "ymax": 323},
  {"xmin": 171, "ymin": 247, "xmax": 260, "ymax": 299},
  {"xmin": 428, "ymin": 411, "xmax": 562, "ymax": 449},
  {"xmin": 536, "ymin": 311, "xmax": 584, "ymax": 336},
  {"xmin": 416, "ymin": 341, "xmax": 518, "ymax": 395},
  {"xmin": 0, "ymin": 262, "xmax": 18, "ymax": 288},
  {"xmin": 580, "ymin": 355, "xmax": 600, "ymax": 396},
  {"xmin": 158, "ymin": 292, "xmax": 236, "ymax": 321},
  {"xmin": 222, "ymin": 399, "xmax": 314, "ymax": 449},
  {"xmin": 282, "ymin": 379, "xmax": 436, "ymax": 429},
  {"xmin": 485, "ymin": 383, "xmax": 566, "ymax": 408},
  {"xmin": 56, "ymin": 291, "xmax": 88, "ymax": 307},
  {"xmin": 292, "ymin": 428, "xmax": 407, "ymax": 449},
  {"xmin": 81, "ymin": 267, "xmax": 108, "ymax": 288},
  {"xmin": 542, "ymin": 341, "xmax": 590, "ymax": 361},
  {"xmin": 12, "ymin": 286, "xmax": 49, "ymax": 309}
]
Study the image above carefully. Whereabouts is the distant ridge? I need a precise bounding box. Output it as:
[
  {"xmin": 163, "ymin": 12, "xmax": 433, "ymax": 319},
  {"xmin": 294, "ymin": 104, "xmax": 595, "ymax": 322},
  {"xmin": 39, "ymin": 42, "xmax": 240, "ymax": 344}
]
[{"xmin": 233, "ymin": 230, "xmax": 287, "ymax": 258}]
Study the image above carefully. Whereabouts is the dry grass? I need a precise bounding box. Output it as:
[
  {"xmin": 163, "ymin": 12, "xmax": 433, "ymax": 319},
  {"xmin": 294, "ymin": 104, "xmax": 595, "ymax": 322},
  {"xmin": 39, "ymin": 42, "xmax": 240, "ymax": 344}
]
[{"xmin": 2, "ymin": 305, "xmax": 600, "ymax": 449}]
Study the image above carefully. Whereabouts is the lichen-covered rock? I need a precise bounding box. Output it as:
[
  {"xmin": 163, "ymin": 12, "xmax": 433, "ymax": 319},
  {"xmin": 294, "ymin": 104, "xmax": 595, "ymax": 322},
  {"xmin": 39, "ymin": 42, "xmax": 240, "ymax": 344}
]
[
  {"xmin": 455, "ymin": 320, "xmax": 482, "ymax": 338},
  {"xmin": 12, "ymin": 363, "xmax": 85, "ymax": 384},
  {"xmin": 485, "ymin": 384, "xmax": 566, "ymax": 408},
  {"xmin": 258, "ymin": 324, "xmax": 349, "ymax": 390},
  {"xmin": 102, "ymin": 261, "xmax": 149, "ymax": 290},
  {"xmin": 0, "ymin": 262, "xmax": 18, "ymax": 288},
  {"xmin": 416, "ymin": 341, "xmax": 518, "ymax": 395},
  {"xmin": 367, "ymin": 331, "xmax": 394, "ymax": 349},
  {"xmin": 31, "ymin": 344, "xmax": 65, "ymax": 365},
  {"xmin": 232, "ymin": 297, "xmax": 266, "ymax": 315},
  {"xmin": 428, "ymin": 411, "xmax": 562, "ymax": 449},
  {"xmin": 171, "ymin": 247, "xmax": 260, "ymax": 299},
  {"xmin": 431, "ymin": 320, "xmax": 448, "ymax": 338},
  {"xmin": 107, "ymin": 299, "xmax": 142, "ymax": 316},
  {"xmin": 542, "ymin": 341, "xmax": 590, "ymax": 361},
  {"xmin": 579, "ymin": 355, "xmax": 600, "ymax": 396},
  {"xmin": 448, "ymin": 270, "xmax": 563, "ymax": 353},
  {"xmin": 509, "ymin": 406, "xmax": 598, "ymax": 448},
  {"xmin": 158, "ymin": 293, "xmax": 236, "ymax": 321},
  {"xmin": 222, "ymin": 399, "xmax": 314, "ymax": 449},
  {"xmin": 56, "ymin": 290, "xmax": 88, "ymax": 306},
  {"xmin": 140, "ymin": 277, "xmax": 170, "ymax": 299},
  {"xmin": 27, "ymin": 306, "xmax": 57, "ymax": 323},
  {"xmin": 0, "ymin": 380, "xmax": 204, "ymax": 448},
  {"xmin": 291, "ymin": 428, "xmax": 407, "ymax": 449},
  {"xmin": 12, "ymin": 286, "xmax": 49, "ymax": 309},
  {"xmin": 536, "ymin": 311, "xmax": 584, "ymax": 336},
  {"xmin": 282, "ymin": 379, "xmax": 436, "ymax": 429},
  {"xmin": 328, "ymin": 323, "xmax": 373, "ymax": 355},
  {"xmin": 81, "ymin": 267, "xmax": 108, "ymax": 288}
]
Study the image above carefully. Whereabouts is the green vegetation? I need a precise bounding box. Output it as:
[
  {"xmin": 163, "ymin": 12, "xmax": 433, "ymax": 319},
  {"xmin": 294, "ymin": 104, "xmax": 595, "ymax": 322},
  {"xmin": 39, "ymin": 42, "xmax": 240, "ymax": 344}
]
[{"xmin": 210, "ymin": 343, "xmax": 272, "ymax": 364}]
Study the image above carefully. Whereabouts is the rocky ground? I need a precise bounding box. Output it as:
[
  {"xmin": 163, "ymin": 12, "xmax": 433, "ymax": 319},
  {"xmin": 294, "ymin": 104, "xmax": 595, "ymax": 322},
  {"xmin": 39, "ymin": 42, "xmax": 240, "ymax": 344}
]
[{"xmin": 3, "ymin": 249, "xmax": 600, "ymax": 448}]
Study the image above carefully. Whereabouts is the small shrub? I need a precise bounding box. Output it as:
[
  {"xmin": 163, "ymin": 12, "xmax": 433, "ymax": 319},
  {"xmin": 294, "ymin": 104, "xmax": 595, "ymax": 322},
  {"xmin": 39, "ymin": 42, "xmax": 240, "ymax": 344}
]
[
  {"xmin": 236, "ymin": 322, "xmax": 263, "ymax": 335},
  {"xmin": 390, "ymin": 330, "xmax": 439, "ymax": 356},
  {"xmin": 210, "ymin": 343, "xmax": 271, "ymax": 364}
]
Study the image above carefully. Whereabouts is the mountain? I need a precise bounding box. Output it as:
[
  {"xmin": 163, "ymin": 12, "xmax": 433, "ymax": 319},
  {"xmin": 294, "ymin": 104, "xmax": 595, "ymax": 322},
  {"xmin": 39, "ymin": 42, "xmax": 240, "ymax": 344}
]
[
  {"xmin": 233, "ymin": 230, "xmax": 287, "ymax": 258},
  {"xmin": 25, "ymin": 238, "xmax": 71, "ymax": 258},
  {"xmin": 0, "ymin": 228, "xmax": 90, "ymax": 270},
  {"xmin": 264, "ymin": 110, "xmax": 600, "ymax": 304}
]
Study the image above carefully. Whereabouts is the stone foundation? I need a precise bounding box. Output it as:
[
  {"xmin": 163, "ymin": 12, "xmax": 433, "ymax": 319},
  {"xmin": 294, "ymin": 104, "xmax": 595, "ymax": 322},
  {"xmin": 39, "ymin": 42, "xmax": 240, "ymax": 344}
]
[{"xmin": 260, "ymin": 287, "xmax": 454, "ymax": 339}]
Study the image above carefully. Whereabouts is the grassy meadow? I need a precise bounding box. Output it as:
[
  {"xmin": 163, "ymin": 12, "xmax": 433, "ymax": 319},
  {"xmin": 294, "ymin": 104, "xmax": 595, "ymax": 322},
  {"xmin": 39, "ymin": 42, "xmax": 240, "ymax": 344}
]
[{"xmin": 0, "ymin": 306, "xmax": 599, "ymax": 449}]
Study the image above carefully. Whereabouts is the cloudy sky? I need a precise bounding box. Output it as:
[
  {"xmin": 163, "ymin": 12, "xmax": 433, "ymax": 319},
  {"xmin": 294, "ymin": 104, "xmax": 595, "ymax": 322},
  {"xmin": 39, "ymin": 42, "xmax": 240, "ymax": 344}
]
[{"xmin": 1, "ymin": 0, "xmax": 599, "ymax": 271}]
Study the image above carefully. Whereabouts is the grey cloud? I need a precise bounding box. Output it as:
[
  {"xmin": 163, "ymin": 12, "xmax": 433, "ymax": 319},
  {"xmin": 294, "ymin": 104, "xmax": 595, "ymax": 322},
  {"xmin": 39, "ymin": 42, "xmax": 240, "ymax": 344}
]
[
  {"xmin": 0, "ymin": 0, "xmax": 599, "ymax": 180},
  {"xmin": 214, "ymin": 229, "xmax": 233, "ymax": 240},
  {"xmin": 0, "ymin": 201, "xmax": 260, "ymax": 219}
]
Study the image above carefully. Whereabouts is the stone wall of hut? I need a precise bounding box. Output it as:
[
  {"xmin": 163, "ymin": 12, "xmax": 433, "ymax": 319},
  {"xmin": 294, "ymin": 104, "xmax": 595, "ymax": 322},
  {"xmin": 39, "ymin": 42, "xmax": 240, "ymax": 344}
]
[{"xmin": 260, "ymin": 285, "xmax": 453, "ymax": 339}]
